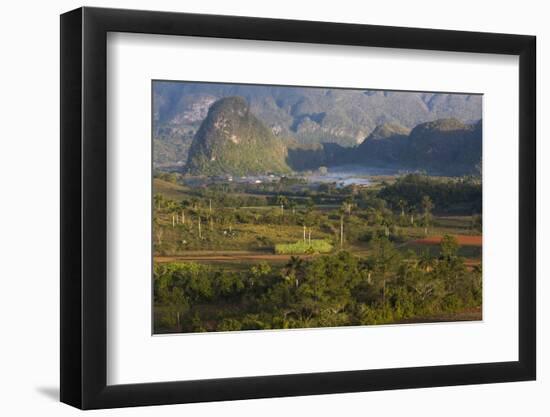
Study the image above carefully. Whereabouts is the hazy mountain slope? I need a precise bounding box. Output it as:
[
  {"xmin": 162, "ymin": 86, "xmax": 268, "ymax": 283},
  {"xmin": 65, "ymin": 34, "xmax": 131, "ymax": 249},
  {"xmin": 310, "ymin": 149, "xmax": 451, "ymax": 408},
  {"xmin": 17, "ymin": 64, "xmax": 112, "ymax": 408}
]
[{"xmin": 153, "ymin": 82, "xmax": 482, "ymax": 166}]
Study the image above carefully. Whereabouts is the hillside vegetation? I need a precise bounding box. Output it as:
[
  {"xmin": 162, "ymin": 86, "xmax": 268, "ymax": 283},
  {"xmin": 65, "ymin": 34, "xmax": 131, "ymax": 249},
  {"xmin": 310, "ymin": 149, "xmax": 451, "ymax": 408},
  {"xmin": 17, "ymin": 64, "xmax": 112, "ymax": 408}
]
[{"xmin": 185, "ymin": 97, "xmax": 291, "ymax": 176}]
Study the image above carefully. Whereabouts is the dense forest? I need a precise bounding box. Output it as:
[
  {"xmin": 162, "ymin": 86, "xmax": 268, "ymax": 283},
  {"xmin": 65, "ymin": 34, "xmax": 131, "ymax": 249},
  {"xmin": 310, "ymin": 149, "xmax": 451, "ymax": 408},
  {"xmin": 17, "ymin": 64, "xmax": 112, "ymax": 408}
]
[{"xmin": 155, "ymin": 238, "xmax": 481, "ymax": 332}]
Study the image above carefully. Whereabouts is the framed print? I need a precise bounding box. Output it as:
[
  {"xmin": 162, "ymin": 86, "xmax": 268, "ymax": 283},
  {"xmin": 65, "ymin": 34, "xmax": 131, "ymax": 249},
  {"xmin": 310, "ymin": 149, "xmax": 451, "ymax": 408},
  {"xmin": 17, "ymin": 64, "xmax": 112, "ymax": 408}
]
[{"xmin": 60, "ymin": 7, "xmax": 536, "ymax": 409}]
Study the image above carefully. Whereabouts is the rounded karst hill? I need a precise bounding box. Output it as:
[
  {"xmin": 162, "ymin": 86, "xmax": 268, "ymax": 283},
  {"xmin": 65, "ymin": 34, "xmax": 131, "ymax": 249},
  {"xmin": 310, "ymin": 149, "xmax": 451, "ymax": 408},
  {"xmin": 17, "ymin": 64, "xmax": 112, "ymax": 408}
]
[
  {"xmin": 354, "ymin": 122, "xmax": 410, "ymax": 164},
  {"xmin": 185, "ymin": 96, "xmax": 291, "ymax": 176},
  {"xmin": 407, "ymin": 118, "xmax": 482, "ymax": 174}
]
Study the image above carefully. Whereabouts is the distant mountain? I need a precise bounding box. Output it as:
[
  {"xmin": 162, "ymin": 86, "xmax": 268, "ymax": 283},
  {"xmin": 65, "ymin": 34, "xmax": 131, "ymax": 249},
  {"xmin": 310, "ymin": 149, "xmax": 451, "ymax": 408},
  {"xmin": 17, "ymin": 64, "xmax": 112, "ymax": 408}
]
[
  {"xmin": 355, "ymin": 122, "xmax": 411, "ymax": 164},
  {"xmin": 285, "ymin": 118, "xmax": 482, "ymax": 175},
  {"xmin": 350, "ymin": 118, "xmax": 481, "ymax": 174},
  {"xmin": 185, "ymin": 97, "xmax": 291, "ymax": 176},
  {"xmin": 153, "ymin": 82, "xmax": 482, "ymax": 166},
  {"xmin": 405, "ymin": 118, "xmax": 482, "ymax": 174}
]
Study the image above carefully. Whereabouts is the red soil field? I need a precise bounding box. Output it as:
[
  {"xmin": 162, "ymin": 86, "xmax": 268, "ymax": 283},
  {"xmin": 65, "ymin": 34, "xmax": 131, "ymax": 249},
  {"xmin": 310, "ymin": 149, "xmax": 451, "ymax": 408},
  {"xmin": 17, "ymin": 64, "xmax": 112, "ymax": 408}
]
[{"xmin": 414, "ymin": 235, "xmax": 482, "ymax": 246}]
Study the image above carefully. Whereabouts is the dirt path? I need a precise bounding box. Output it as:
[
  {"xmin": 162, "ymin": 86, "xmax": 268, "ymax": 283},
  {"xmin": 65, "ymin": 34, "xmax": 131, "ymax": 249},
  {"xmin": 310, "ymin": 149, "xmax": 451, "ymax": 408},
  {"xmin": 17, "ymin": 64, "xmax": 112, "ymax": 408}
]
[
  {"xmin": 154, "ymin": 252, "xmax": 316, "ymax": 263},
  {"xmin": 413, "ymin": 235, "xmax": 482, "ymax": 246},
  {"xmin": 155, "ymin": 251, "xmax": 481, "ymax": 267}
]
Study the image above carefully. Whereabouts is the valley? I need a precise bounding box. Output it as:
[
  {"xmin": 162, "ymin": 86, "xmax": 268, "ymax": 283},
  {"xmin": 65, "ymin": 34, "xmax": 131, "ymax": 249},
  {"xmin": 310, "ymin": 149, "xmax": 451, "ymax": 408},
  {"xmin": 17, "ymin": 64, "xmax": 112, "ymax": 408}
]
[{"xmin": 152, "ymin": 83, "xmax": 483, "ymax": 334}]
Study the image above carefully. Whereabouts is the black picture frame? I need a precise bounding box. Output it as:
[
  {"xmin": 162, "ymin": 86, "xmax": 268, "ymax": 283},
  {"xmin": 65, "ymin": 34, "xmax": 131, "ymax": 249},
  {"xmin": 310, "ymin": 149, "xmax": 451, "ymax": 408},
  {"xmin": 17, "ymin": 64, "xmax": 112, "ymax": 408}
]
[{"xmin": 60, "ymin": 6, "xmax": 536, "ymax": 410}]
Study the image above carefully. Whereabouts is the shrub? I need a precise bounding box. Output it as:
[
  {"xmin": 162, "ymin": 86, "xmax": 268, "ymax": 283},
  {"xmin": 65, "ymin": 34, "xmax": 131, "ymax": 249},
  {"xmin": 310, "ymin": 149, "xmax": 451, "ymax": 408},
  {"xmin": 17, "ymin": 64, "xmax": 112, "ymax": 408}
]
[{"xmin": 217, "ymin": 318, "xmax": 242, "ymax": 332}]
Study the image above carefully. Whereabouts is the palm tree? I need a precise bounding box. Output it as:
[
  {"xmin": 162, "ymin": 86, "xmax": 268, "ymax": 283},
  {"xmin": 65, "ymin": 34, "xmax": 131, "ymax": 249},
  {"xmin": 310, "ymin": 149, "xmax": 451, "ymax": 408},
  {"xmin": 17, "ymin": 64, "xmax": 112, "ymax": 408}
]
[
  {"xmin": 276, "ymin": 195, "xmax": 288, "ymax": 216},
  {"xmin": 153, "ymin": 193, "xmax": 165, "ymax": 210},
  {"xmin": 359, "ymin": 258, "xmax": 375, "ymax": 284},
  {"xmin": 421, "ymin": 195, "xmax": 434, "ymax": 235},
  {"xmin": 408, "ymin": 205, "xmax": 416, "ymax": 226},
  {"xmin": 303, "ymin": 205, "xmax": 318, "ymax": 246},
  {"xmin": 288, "ymin": 199, "xmax": 297, "ymax": 216},
  {"xmin": 153, "ymin": 217, "xmax": 164, "ymax": 246},
  {"xmin": 381, "ymin": 217, "xmax": 393, "ymax": 237},
  {"xmin": 197, "ymin": 215, "xmax": 202, "ymax": 239},
  {"xmin": 284, "ymin": 256, "xmax": 305, "ymax": 288},
  {"xmin": 343, "ymin": 197, "xmax": 354, "ymax": 215},
  {"xmin": 338, "ymin": 206, "xmax": 346, "ymax": 249},
  {"xmin": 398, "ymin": 199, "xmax": 406, "ymax": 218},
  {"xmin": 190, "ymin": 197, "xmax": 200, "ymax": 211}
]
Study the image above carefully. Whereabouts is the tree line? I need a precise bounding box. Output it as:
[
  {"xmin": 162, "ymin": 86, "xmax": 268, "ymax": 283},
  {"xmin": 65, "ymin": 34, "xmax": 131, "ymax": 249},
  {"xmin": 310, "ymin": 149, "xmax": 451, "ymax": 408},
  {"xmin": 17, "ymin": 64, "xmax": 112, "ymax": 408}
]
[{"xmin": 154, "ymin": 235, "xmax": 482, "ymax": 333}]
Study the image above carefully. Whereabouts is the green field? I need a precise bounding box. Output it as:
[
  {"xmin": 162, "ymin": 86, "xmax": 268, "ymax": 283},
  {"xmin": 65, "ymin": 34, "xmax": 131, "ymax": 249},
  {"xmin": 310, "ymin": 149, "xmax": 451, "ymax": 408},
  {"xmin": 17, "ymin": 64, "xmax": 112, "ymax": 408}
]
[{"xmin": 275, "ymin": 240, "xmax": 333, "ymax": 255}]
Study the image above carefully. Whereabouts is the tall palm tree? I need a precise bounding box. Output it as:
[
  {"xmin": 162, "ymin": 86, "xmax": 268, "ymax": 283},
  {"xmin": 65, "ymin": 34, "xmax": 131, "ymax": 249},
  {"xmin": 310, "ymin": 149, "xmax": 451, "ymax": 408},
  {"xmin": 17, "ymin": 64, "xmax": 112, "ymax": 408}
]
[
  {"xmin": 421, "ymin": 195, "xmax": 434, "ymax": 235},
  {"xmin": 398, "ymin": 199, "xmax": 406, "ymax": 217},
  {"xmin": 408, "ymin": 205, "xmax": 416, "ymax": 226},
  {"xmin": 153, "ymin": 193, "xmax": 165, "ymax": 210},
  {"xmin": 343, "ymin": 197, "xmax": 354, "ymax": 215},
  {"xmin": 288, "ymin": 199, "xmax": 297, "ymax": 216},
  {"xmin": 381, "ymin": 217, "xmax": 393, "ymax": 237},
  {"xmin": 153, "ymin": 217, "xmax": 163, "ymax": 246},
  {"xmin": 284, "ymin": 256, "xmax": 305, "ymax": 288},
  {"xmin": 276, "ymin": 195, "xmax": 288, "ymax": 215},
  {"xmin": 338, "ymin": 206, "xmax": 346, "ymax": 250}
]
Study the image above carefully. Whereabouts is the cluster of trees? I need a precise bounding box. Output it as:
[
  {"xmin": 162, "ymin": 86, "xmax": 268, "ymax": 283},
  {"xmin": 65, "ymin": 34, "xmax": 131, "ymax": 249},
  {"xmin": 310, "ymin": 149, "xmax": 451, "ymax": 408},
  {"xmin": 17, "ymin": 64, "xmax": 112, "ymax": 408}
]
[
  {"xmin": 154, "ymin": 171, "xmax": 182, "ymax": 184},
  {"xmin": 378, "ymin": 174, "xmax": 482, "ymax": 214},
  {"xmin": 154, "ymin": 235, "xmax": 482, "ymax": 333}
]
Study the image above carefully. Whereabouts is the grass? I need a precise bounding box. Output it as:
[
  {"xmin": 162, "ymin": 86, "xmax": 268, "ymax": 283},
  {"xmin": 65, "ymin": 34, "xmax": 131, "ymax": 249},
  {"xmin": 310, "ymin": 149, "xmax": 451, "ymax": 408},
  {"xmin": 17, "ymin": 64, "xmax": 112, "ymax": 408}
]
[
  {"xmin": 153, "ymin": 178, "xmax": 189, "ymax": 201},
  {"xmin": 275, "ymin": 239, "xmax": 333, "ymax": 254}
]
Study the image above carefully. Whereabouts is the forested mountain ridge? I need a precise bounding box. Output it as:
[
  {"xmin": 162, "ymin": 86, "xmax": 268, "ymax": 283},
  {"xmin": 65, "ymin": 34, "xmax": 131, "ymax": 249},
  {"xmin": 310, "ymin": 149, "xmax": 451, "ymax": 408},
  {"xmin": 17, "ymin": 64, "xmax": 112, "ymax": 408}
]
[
  {"xmin": 153, "ymin": 82, "xmax": 482, "ymax": 167},
  {"xmin": 343, "ymin": 118, "xmax": 482, "ymax": 174},
  {"xmin": 286, "ymin": 117, "xmax": 481, "ymax": 175},
  {"xmin": 405, "ymin": 118, "xmax": 482, "ymax": 174},
  {"xmin": 186, "ymin": 96, "xmax": 482, "ymax": 176}
]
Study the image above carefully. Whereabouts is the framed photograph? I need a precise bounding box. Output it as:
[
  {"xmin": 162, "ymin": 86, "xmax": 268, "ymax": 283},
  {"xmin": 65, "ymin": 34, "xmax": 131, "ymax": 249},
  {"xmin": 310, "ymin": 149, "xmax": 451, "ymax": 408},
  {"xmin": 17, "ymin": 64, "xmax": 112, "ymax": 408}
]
[{"xmin": 60, "ymin": 7, "xmax": 536, "ymax": 409}]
